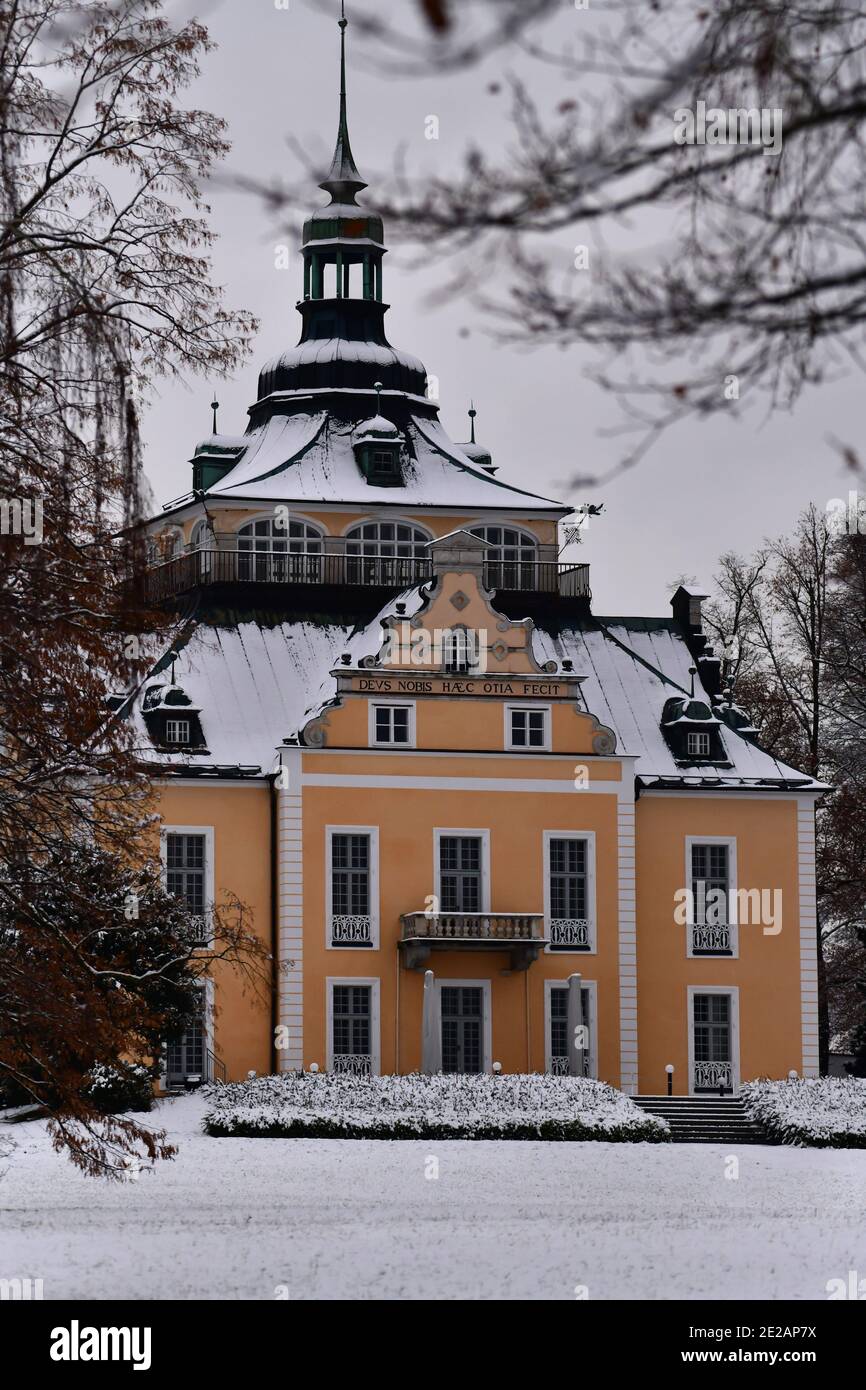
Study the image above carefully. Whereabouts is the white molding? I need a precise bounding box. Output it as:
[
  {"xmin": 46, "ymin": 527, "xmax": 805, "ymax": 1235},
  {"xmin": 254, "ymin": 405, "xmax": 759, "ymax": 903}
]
[
  {"xmin": 641, "ymin": 789, "xmax": 824, "ymax": 801},
  {"xmin": 797, "ymin": 801, "xmax": 821, "ymax": 1077},
  {"xmin": 433, "ymin": 828, "xmax": 491, "ymax": 913},
  {"xmin": 325, "ymin": 976, "xmax": 381, "ymax": 1076},
  {"xmin": 684, "ymin": 835, "xmax": 739, "ymax": 959},
  {"xmin": 543, "ymin": 978, "xmax": 598, "ymax": 1078},
  {"xmin": 687, "ymin": 985, "xmax": 740, "ymax": 1096},
  {"xmin": 303, "ymin": 773, "xmax": 629, "ymax": 795},
  {"xmin": 277, "ymin": 748, "xmax": 304, "ymax": 1071},
  {"xmin": 433, "ymin": 978, "xmax": 493, "ymax": 1073},
  {"xmin": 159, "ymin": 824, "xmax": 215, "ymax": 943},
  {"xmin": 368, "ymin": 699, "xmax": 417, "ymax": 750},
  {"xmin": 617, "ymin": 799, "xmax": 639, "ymax": 1094},
  {"xmin": 234, "ymin": 511, "xmax": 326, "ymax": 540},
  {"xmin": 325, "ymin": 824, "xmax": 380, "ymax": 950},
  {"xmin": 504, "ymin": 702, "xmax": 552, "ymax": 753},
  {"xmin": 153, "ymin": 778, "xmax": 269, "ymax": 788},
  {"xmin": 542, "ymin": 829, "xmax": 597, "ymax": 954},
  {"xmin": 305, "ymin": 747, "xmax": 637, "ymax": 763}
]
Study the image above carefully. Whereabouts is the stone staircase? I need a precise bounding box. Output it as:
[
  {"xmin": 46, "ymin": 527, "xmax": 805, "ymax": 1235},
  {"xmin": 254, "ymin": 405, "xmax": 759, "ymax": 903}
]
[{"xmin": 633, "ymin": 1094, "xmax": 769, "ymax": 1144}]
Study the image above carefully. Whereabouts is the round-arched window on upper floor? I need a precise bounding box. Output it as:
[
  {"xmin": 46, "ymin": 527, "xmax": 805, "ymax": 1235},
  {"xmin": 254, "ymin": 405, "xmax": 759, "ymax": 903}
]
[
  {"xmin": 237, "ymin": 516, "xmax": 324, "ymax": 583},
  {"xmin": 469, "ymin": 524, "xmax": 537, "ymax": 589},
  {"xmin": 344, "ymin": 520, "xmax": 431, "ymax": 587}
]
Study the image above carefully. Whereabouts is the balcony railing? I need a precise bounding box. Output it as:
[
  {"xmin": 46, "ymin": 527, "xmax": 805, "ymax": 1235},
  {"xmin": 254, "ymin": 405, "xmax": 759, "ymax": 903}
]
[
  {"xmin": 399, "ymin": 911, "xmax": 546, "ymax": 971},
  {"xmin": 330, "ymin": 914, "xmax": 373, "ymax": 946},
  {"xmin": 693, "ymin": 1060, "xmax": 732, "ymax": 1092},
  {"xmin": 146, "ymin": 545, "xmax": 590, "ymax": 602},
  {"xmin": 331, "ymin": 1054, "xmax": 373, "ymax": 1076},
  {"xmin": 691, "ymin": 922, "xmax": 732, "ymax": 954},
  {"xmin": 549, "ymin": 918, "xmax": 591, "ymax": 950},
  {"xmin": 401, "ymin": 911, "xmax": 545, "ymax": 942}
]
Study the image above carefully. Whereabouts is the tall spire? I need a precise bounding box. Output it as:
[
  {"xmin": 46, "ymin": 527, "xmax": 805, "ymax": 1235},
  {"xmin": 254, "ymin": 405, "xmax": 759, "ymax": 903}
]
[{"xmin": 320, "ymin": 1, "xmax": 367, "ymax": 206}]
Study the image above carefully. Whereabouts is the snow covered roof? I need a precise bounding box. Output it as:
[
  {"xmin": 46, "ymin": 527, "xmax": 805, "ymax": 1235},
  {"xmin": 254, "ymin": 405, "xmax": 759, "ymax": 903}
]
[
  {"xmin": 176, "ymin": 410, "xmax": 566, "ymax": 514},
  {"xmin": 128, "ymin": 597, "xmax": 822, "ymax": 790}
]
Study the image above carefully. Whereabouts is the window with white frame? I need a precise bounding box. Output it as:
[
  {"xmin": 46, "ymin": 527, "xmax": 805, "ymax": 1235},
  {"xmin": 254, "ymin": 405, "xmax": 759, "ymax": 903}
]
[
  {"xmin": 165, "ymin": 832, "xmax": 209, "ymax": 942},
  {"xmin": 165, "ymin": 718, "xmax": 190, "ymax": 744},
  {"xmin": 469, "ymin": 525, "xmax": 537, "ymax": 588},
  {"xmin": 328, "ymin": 830, "xmax": 376, "ymax": 946},
  {"xmin": 442, "ymin": 627, "xmax": 477, "ymax": 675},
  {"xmin": 545, "ymin": 832, "xmax": 594, "ymax": 950},
  {"xmin": 687, "ymin": 730, "xmax": 711, "ymax": 757},
  {"xmin": 370, "ymin": 701, "xmax": 414, "ymax": 747},
  {"xmin": 330, "ymin": 984, "xmax": 373, "ymax": 1074},
  {"xmin": 506, "ymin": 704, "xmax": 550, "ymax": 751},
  {"xmin": 548, "ymin": 983, "xmax": 592, "ymax": 1076},
  {"xmin": 688, "ymin": 839, "xmax": 735, "ymax": 956},
  {"xmin": 438, "ymin": 834, "xmax": 485, "ymax": 912},
  {"xmin": 237, "ymin": 517, "xmax": 323, "ymax": 583}
]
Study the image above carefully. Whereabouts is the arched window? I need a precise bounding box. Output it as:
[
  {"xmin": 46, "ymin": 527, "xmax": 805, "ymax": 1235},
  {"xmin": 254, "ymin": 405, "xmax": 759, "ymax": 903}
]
[
  {"xmin": 469, "ymin": 525, "xmax": 537, "ymax": 589},
  {"xmin": 161, "ymin": 528, "xmax": 183, "ymax": 561},
  {"xmin": 345, "ymin": 521, "xmax": 431, "ymax": 586},
  {"xmin": 237, "ymin": 517, "xmax": 323, "ymax": 584},
  {"xmin": 442, "ymin": 626, "xmax": 477, "ymax": 675}
]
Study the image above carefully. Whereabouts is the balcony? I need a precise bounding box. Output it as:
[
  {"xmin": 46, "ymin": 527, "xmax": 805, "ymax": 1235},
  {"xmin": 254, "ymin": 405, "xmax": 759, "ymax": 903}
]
[
  {"xmin": 690, "ymin": 922, "xmax": 733, "ymax": 955},
  {"xmin": 146, "ymin": 545, "xmax": 590, "ymax": 604},
  {"xmin": 399, "ymin": 911, "xmax": 546, "ymax": 971}
]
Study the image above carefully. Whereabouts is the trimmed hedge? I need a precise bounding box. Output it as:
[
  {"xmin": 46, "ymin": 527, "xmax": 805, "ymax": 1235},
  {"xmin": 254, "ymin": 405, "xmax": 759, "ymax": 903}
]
[{"xmin": 742, "ymin": 1077, "xmax": 866, "ymax": 1148}]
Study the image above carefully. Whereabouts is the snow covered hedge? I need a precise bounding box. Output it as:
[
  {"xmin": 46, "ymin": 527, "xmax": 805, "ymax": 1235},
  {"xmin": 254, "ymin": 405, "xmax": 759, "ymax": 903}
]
[
  {"xmin": 742, "ymin": 1077, "xmax": 866, "ymax": 1148},
  {"xmin": 203, "ymin": 1072, "xmax": 670, "ymax": 1142}
]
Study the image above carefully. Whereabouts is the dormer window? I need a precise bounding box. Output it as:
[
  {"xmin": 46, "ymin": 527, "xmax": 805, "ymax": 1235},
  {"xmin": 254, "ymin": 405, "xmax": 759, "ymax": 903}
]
[
  {"xmin": 372, "ymin": 449, "xmax": 398, "ymax": 475},
  {"xmin": 166, "ymin": 718, "xmax": 191, "ymax": 745},
  {"xmin": 687, "ymin": 731, "xmax": 711, "ymax": 757},
  {"xmin": 353, "ymin": 412, "xmax": 404, "ymax": 487}
]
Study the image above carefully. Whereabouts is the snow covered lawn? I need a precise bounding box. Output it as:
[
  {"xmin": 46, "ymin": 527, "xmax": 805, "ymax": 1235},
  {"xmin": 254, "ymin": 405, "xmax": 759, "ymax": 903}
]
[
  {"xmin": 204, "ymin": 1071, "xmax": 668, "ymax": 1141},
  {"xmin": 1, "ymin": 1094, "xmax": 864, "ymax": 1300},
  {"xmin": 742, "ymin": 1077, "xmax": 866, "ymax": 1147}
]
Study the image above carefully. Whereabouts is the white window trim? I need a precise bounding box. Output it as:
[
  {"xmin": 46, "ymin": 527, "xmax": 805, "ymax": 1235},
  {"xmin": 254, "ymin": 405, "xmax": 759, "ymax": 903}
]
[
  {"xmin": 433, "ymin": 828, "xmax": 491, "ymax": 914},
  {"xmin": 685, "ymin": 835, "xmax": 739, "ymax": 959},
  {"xmin": 326, "ymin": 976, "xmax": 381, "ymax": 1075},
  {"xmin": 235, "ymin": 512, "xmax": 325, "ymax": 544},
  {"xmin": 368, "ymin": 700, "xmax": 416, "ymax": 749},
  {"xmin": 543, "ymin": 830, "xmax": 597, "ymax": 954},
  {"xmin": 687, "ymin": 984, "xmax": 740, "ymax": 1096},
  {"xmin": 165, "ymin": 718, "xmax": 191, "ymax": 744},
  {"xmin": 434, "ymin": 977, "xmax": 493, "ymax": 1074},
  {"xmin": 687, "ymin": 730, "xmax": 711, "ymax": 757},
  {"xmin": 160, "ymin": 824, "xmax": 215, "ymax": 945},
  {"xmin": 504, "ymin": 702, "xmax": 552, "ymax": 752},
  {"xmin": 544, "ymin": 978, "xmax": 598, "ymax": 1079},
  {"xmin": 325, "ymin": 825, "xmax": 380, "ymax": 951}
]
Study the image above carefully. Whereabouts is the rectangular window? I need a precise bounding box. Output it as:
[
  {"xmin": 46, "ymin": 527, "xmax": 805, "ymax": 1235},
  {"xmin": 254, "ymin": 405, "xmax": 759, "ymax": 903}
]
[
  {"xmin": 506, "ymin": 704, "xmax": 550, "ymax": 751},
  {"xmin": 545, "ymin": 832, "xmax": 594, "ymax": 951},
  {"xmin": 166, "ymin": 718, "xmax": 190, "ymax": 744},
  {"xmin": 371, "ymin": 702, "xmax": 413, "ymax": 747},
  {"xmin": 689, "ymin": 840, "xmax": 734, "ymax": 955},
  {"xmin": 330, "ymin": 832, "xmax": 373, "ymax": 946},
  {"xmin": 440, "ymin": 986, "xmax": 483, "ymax": 1074},
  {"xmin": 687, "ymin": 730, "xmax": 711, "ymax": 757},
  {"xmin": 331, "ymin": 984, "xmax": 372, "ymax": 1075},
  {"xmin": 549, "ymin": 984, "xmax": 592, "ymax": 1076},
  {"xmin": 165, "ymin": 989, "xmax": 206, "ymax": 1087},
  {"xmin": 165, "ymin": 833, "xmax": 208, "ymax": 940},
  {"xmin": 693, "ymin": 992, "xmax": 732, "ymax": 1092},
  {"xmin": 439, "ymin": 835, "xmax": 483, "ymax": 912}
]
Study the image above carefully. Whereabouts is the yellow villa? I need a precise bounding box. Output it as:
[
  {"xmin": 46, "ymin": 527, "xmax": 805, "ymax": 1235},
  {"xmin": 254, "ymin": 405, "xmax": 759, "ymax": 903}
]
[{"xmin": 138, "ymin": 15, "xmax": 821, "ymax": 1102}]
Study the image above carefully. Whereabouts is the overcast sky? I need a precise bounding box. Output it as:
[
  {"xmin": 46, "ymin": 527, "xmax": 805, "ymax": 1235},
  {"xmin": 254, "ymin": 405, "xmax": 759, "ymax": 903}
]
[{"xmin": 142, "ymin": 0, "xmax": 860, "ymax": 615}]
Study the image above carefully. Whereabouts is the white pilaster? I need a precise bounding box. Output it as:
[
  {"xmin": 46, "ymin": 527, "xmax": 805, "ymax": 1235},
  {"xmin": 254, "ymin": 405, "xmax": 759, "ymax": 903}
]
[
  {"xmin": 797, "ymin": 797, "xmax": 820, "ymax": 1078},
  {"xmin": 617, "ymin": 785, "xmax": 639, "ymax": 1093},
  {"xmin": 277, "ymin": 747, "xmax": 304, "ymax": 1071}
]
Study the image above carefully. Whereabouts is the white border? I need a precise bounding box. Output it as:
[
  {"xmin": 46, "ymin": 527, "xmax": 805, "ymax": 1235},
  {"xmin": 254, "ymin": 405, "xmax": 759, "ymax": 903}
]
[
  {"xmin": 797, "ymin": 800, "xmax": 820, "ymax": 1077},
  {"xmin": 685, "ymin": 835, "xmax": 739, "ymax": 959},
  {"xmin": 325, "ymin": 824, "xmax": 380, "ymax": 950},
  {"xmin": 542, "ymin": 829, "xmax": 597, "ymax": 954},
  {"xmin": 278, "ymin": 748, "xmax": 304, "ymax": 1071},
  {"xmin": 433, "ymin": 828, "xmax": 491, "ymax": 912},
  {"xmin": 368, "ymin": 700, "xmax": 417, "ymax": 749},
  {"xmin": 504, "ymin": 702, "xmax": 552, "ymax": 753},
  {"xmin": 434, "ymin": 977, "xmax": 493, "ymax": 1073},
  {"xmin": 543, "ymin": 978, "xmax": 598, "ymax": 1078},
  {"xmin": 160, "ymin": 824, "xmax": 215, "ymax": 943},
  {"xmin": 687, "ymin": 984, "xmax": 740, "ymax": 1095},
  {"xmin": 326, "ymin": 976, "xmax": 381, "ymax": 1075}
]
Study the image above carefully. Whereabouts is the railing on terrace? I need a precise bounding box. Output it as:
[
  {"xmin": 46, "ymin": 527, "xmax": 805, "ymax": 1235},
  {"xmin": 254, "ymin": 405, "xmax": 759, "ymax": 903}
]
[
  {"xmin": 400, "ymin": 912, "xmax": 545, "ymax": 943},
  {"xmin": 146, "ymin": 546, "xmax": 590, "ymax": 602},
  {"xmin": 693, "ymin": 1060, "xmax": 732, "ymax": 1092}
]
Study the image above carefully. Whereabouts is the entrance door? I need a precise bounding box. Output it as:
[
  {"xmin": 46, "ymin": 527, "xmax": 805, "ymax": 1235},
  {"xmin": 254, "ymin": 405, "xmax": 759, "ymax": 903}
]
[
  {"xmin": 441, "ymin": 986, "xmax": 483, "ymax": 1073},
  {"xmin": 165, "ymin": 992, "xmax": 206, "ymax": 1087},
  {"xmin": 693, "ymin": 993, "xmax": 732, "ymax": 1092}
]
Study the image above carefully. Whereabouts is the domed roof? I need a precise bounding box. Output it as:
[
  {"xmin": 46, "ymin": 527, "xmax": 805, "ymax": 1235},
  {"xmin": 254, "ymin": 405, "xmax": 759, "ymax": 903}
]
[
  {"xmin": 257, "ymin": 338, "xmax": 427, "ymax": 399},
  {"xmin": 662, "ymin": 695, "xmax": 719, "ymax": 727}
]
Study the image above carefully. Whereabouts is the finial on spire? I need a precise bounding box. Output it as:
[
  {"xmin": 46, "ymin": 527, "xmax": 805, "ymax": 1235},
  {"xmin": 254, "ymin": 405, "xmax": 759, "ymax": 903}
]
[
  {"xmin": 689, "ymin": 666, "xmax": 697, "ymax": 698},
  {"xmin": 320, "ymin": 0, "xmax": 367, "ymax": 206},
  {"xmin": 468, "ymin": 401, "xmax": 477, "ymax": 444},
  {"xmin": 374, "ymin": 380, "xmax": 383, "ymax": 413},
  {"xmin": 210, "ymin": 395, "xmax": 219, "ymax": 434}
]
